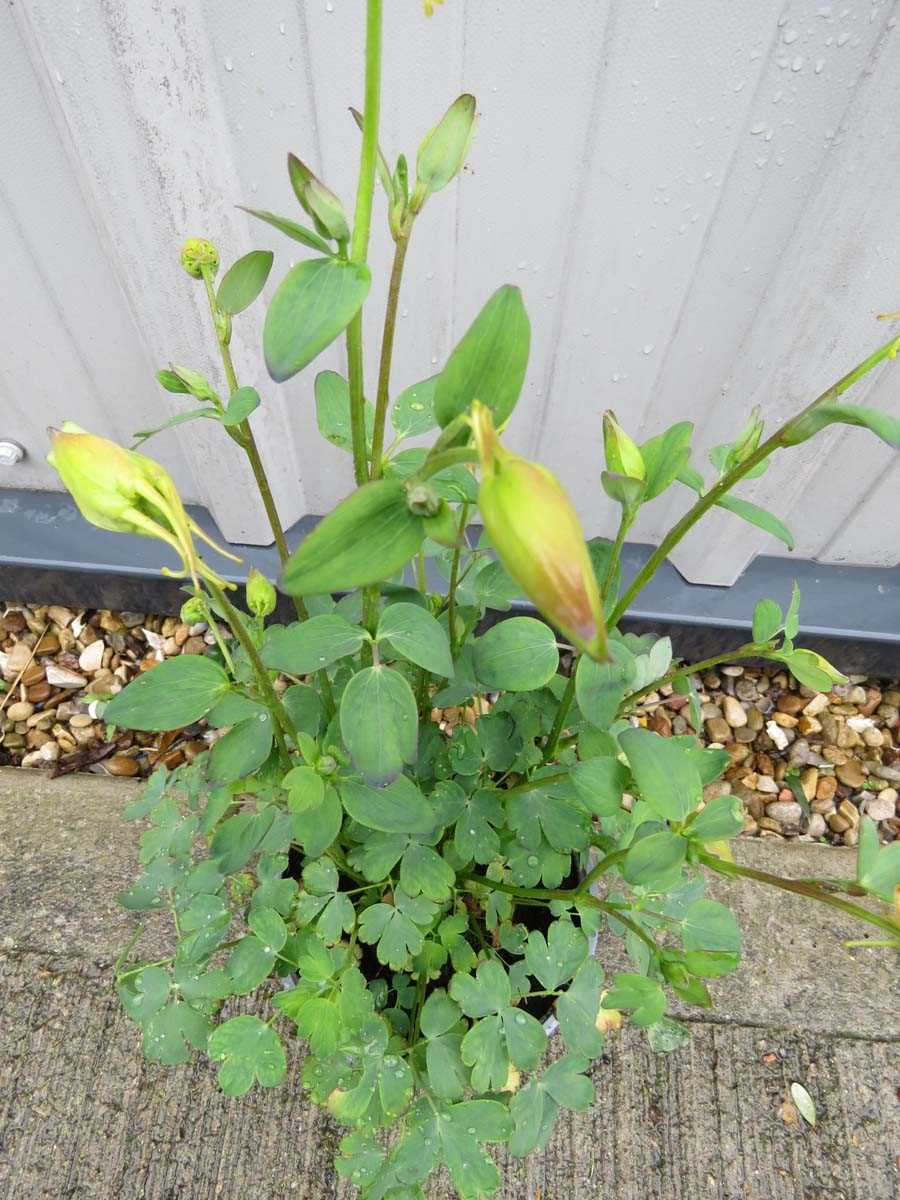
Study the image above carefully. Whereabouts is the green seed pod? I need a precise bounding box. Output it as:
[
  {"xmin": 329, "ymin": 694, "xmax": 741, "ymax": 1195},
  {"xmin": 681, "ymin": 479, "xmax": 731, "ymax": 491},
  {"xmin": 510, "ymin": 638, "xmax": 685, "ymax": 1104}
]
[
  {"xmin": 472, "ymin": 403, "xmax": 607, "ymax": 661},
  {"xmin": 603, "ymin": 411, "xmax": 645, "ymax": 480},
  {"xmin": 423, "ymin": 500, "xmax": 459, "ymax": 547},
  {"xmin": 405, "ymin": 482, "xmax": 441, "ymax": 517},
  {"xmin": 180, "ymin": 237, "xmax": 219, "ymax": 279},
  {"xmin": 246, "ymin": 567, "xmax": 277, "ymax": 617}
]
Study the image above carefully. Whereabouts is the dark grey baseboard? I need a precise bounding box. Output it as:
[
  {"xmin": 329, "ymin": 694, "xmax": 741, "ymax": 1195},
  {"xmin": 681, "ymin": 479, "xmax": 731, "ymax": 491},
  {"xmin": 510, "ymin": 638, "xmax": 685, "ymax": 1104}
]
[{"xmin": 2, "ymin": 489, "xmax": 898, "ymax": 676}]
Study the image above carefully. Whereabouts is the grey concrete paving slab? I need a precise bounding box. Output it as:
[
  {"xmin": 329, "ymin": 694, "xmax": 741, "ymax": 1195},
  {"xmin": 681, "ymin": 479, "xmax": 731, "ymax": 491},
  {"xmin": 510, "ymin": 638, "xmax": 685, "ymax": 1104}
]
[{"xmin": 0, "ymin": 767, "xmax": 897, "ymax": 1199}]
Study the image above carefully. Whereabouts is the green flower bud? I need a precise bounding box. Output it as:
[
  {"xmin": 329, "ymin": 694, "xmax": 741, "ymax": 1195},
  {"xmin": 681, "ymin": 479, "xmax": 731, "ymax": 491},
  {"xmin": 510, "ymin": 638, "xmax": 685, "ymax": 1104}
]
[
  {"xmin": 245, "ymin": 567, "xmax": 277, "ymax": 617},
  {"xmin": 472, "ymin": 403, "xmax": 607, "ymax": 661},
  {"xmin": 180, "ymin": 596, "xmax": 206, "ymax": 625},
  {"xmin": 728, "ymin": 406, "xmax": 764, "ymax": 468},
  {"xmin": 47, "ymin": 422, "xmax": 239, "ymax": 589},
  {"xmin": 603, "ymin": 411, "xmax": 645, "ymax": 480},
  {"xmin": 316, "ymin": 754, "xmax": 338, "ymax": 777},
  {"xmin": 180, "ymin": 237, "xmax": 219, "ymax": 279},
  {"xmin": 287, "ymin": 154, "xmax": 349, "ymax": 242}
]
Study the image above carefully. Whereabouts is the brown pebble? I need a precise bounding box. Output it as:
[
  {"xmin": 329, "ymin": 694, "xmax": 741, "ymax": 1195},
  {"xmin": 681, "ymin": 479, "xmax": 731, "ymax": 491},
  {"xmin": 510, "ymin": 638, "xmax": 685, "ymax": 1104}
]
[
  {"xmin": 34, "ymin": 633, "xmax": 60, "ymax": 655},
  {"xmin": 182, "ymin": 637, "xmax": 206, "ymax": 655},
  {"xmin": 105, "ymin": 754, "xmax": 139, "ymax": 777},
  {"xmin": 182, "ymin": 740, "xmax": 207, "ymax": 763},
  {"xmin": 6, "ymin": 700, "xmax": 35, "ymax": 722},
  {"xmin": 775, "ymin": 693, "xmax": 806, "ymax": 716},
  {"xmin": 25, "ymin": 682, "xmax": 52, "ymax": 704},
  {"xmin": 21, "ymin": 662, "xmax": 45, "ymax": 687},
  {"xmin": 835, "ymin": 760, "xmax": 865, "ymax": 790},
  {"xmin": 157, "ymin": 749, "xmax": 185, "ymax": 770}
]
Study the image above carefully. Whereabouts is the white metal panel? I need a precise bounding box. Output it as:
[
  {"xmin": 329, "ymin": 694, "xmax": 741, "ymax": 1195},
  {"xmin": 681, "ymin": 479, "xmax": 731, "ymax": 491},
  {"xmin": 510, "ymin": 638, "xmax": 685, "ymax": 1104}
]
[{"xmin": 0, "ymin": 0, "xmax": 898, "ymax": 574}]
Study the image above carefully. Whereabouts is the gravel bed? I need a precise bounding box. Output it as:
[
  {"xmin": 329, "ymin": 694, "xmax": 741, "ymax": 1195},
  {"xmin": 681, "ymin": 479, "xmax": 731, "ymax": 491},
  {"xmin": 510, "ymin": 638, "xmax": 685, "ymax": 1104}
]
[{"xmin": 1, "ymin": 600, "xmax": 897, "ymax": 846}]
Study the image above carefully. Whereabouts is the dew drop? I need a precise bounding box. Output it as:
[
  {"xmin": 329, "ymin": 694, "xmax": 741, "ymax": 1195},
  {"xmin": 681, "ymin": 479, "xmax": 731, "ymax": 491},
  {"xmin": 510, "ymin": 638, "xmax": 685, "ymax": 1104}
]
[
  {"xmin": 814, "ymin": 58, "xmax": 826, "ymax": 73},
  {"xmin": 791, "ymin": 56, "xmax": 804, "ymax": 71},
  {"xmin": 782, "ymin": 28, "xmax": 799, "ymax": 44},
  {"xmin": 467, "ymin": 1126, "xmax": 476, "ymax": 1134},
  {"xmin": 279, "ymin": 21, "xmax": 286, "ymax": 34},
  {"xmin": 642, "ymin": 344, "xmax": 654, "ymax": 355},
  {"xmin": 224, "ymin": 57, "xmax": 234, "ymax": 72},
  {"xmin": 515, "ymin": 1013, "xmax": 527, "ymax": 1025},
  {"xmin": 527, "ymin": 855, "xmax": 539, "ymax": 866}
]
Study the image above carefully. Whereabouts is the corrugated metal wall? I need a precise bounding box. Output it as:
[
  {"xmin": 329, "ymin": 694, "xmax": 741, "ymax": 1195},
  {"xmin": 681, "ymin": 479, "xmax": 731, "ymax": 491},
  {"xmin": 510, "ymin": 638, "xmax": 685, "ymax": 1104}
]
[{"xmin": 2, "ymin": 0, "xmax": 898, "ymax": 585}]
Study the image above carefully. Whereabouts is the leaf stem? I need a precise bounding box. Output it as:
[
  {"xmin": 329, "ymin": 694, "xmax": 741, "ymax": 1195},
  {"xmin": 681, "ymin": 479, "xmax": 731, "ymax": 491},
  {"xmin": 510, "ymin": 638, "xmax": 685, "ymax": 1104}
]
[
  {"xmin": 697, "ymin": 848, "xmax": 900, "ymax": 938},
  {"xmin": 369, "ymin": 234, "xmax": 411, "ymax": 479},
  {"xmin": 609, "ymin": 333, "xmax": 900, "ymax": 626},
  {"xmin": 206, "ymin": 580, "xmax": 294, "ymax": 759},
  {"xmin": 620, "ymin": 645, "xmax": 761, "ymax": 710},
  {"xmin": 543, "ymin": 668, "xmax": 578, "ymax": 763},
  {"xmin": 447, "ymin": 503, "xmax": 470, "ymax": 656}
]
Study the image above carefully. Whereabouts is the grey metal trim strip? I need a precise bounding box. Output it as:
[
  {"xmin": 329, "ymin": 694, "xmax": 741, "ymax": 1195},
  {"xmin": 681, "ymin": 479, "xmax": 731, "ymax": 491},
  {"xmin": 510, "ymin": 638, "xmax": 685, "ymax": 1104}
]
[{"xmin": 2, "ymin": 489, "xmax": 898, "ymax": 674}]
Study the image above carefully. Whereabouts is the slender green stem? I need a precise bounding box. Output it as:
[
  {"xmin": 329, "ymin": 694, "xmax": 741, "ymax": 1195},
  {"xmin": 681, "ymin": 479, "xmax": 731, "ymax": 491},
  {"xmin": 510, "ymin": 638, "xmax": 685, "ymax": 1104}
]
[
  {"xmin": 207, "ymin": 581, "xmax": 294, "ymax": 758},
  {"xmin": 498, "ymin": 771, "xmax": 569, "ymax": 798},
  {"xmin": 602, "ymin": 512, "xmax": 631, "ymax": 599},
  {"xmin": 620, "ymin": 645, "xmax": 761, "ymax": 710},
  {"xmin": 697, "ymin": 849, "xmax": 900, "ymax": 938},
  {"xmin": 447, "ymin": 503, "xmax": 470, "ymax": 656},
  {"xmin": 369, "ymin": 234, "xmax": 411, "ymax": 479},
  {"xmin": 416, "ymin": 549, "xmax": 428, "ymax": 595},
  {"xmin": 610, "ymin": 332, "xmax": 900, "ymax": 627},
  {"xmin": 416, "ymin": 447, "xmax": 479, "ymax": 480},
  {"xmin": 575, "ymin": 848, "xmax": 628, "ymax": 895},
  {"xmin": 543, "ymin": 668, "xmax": 578, "ymax": 763},
  {"xmin": 197, "ymin": 594, "xmax": 235, "ymax": 674},
  {"xmin": 345, "ymin": 0, "xmax": 383, "ymax": 486}
]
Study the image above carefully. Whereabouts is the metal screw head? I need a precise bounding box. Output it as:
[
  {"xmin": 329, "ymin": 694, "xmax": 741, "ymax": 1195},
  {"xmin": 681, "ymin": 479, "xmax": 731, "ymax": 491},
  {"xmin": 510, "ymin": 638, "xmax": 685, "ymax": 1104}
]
[{"xmin": 0, "ymin": 440, "xmax": 25, "ymax": 467}]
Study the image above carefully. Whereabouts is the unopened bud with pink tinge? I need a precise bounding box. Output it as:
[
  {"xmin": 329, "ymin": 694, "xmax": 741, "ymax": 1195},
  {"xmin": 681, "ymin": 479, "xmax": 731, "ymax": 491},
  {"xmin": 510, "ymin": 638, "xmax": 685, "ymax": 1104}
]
[{"xmin": 472, "ymin": 402, "xmax": 607, "ymax": 661}]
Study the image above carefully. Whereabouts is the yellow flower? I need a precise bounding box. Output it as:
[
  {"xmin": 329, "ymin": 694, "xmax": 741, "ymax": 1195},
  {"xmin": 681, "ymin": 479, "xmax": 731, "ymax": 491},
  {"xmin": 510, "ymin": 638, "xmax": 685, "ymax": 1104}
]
[
  {"xmin": 472, "ymin": 403, "xmax": 607, "ymax": 661},
  {"xmin": 47, "ymin": 422, "xmax": 239, "ymax": 588},
  {"xmin": 423, "ymin": 0, "xmax": 445, "ymax": 16}
]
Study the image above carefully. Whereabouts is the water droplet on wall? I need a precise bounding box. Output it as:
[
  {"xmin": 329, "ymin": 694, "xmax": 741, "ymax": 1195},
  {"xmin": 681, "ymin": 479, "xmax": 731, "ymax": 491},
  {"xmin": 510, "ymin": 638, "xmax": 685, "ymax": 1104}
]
[{"xmin": 224, "ymin": 57, "xmax": 234, "ymax": 72}]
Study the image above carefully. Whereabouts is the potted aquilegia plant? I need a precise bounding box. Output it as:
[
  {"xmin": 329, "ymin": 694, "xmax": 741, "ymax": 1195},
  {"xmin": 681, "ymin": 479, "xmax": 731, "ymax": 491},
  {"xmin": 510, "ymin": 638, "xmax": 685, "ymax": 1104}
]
[{"xmin": 47, "ymin": 3, "xmax": 900, "ymax": 1198}]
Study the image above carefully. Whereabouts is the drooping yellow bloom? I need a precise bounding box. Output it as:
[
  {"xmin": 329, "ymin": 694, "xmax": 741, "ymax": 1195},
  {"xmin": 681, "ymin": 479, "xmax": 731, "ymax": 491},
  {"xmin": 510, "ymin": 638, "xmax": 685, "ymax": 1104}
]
[
  {"xmin": 47, "ymin": 422, "xmax": 239, "ymax": 588},
  {"xmin": 471, "ymin": 403, "xmax": 607, "ymax": 661}
]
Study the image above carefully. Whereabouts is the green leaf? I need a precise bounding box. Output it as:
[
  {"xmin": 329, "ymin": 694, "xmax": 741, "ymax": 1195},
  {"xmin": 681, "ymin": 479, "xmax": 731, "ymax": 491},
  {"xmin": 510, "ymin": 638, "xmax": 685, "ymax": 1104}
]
[
  {"xmin": 603, "ymin": 972, "xmax": 666, "ymax": 1027},
  {"xmin": 377, "ymin": 602, "xmax": 453, "ymax": 677},
  {"xmin": 687, "ymin": 794, "xmax": 744, "ymax": 841},
  {"xmin": 416, "ymin": 93, "xmax": 477, "ymax": 197},
  {"xmin": 248, "ymin": 906, "xmax": 287, "ymax": 952},
  {"xmin": 460, "ymin": 1014, "xmax": 508, "ymax": 1091},
  {"xmin": 783, "ymin": 402, "xmax": 900, "ymax": 449},
  {"xmin": 647, "ymin": 1015, "xmax": 692, "ymax": 1052},
  {"xmin": 400, "ymin": 842, "xmax": 455, "ymax": 902},
  {"xmin": 777, "ymin": 648, "xmax": 847, "ymax": 692},
  {"xmin": 619, "ymin": 727, "xmax": 702, "ymax": 822},
  {"xmin": 715, "ymin": 495, "xmax": 794, "ymax": 551},
  {"xmin": 556, "ymin": 960, "xmax": 605, "ymax": 1057},
  {"xmin": 473, "ymin": 617, "xmax": 558, "ymax": 692},
  {"xmin": 856, "ymin": 817, "xmax": 900, "ymax": 901},
  {"xmin": 142, "ymin": 998, "xmax": 212, "ymax": 1065},
  {"xmin": 290, "ymin": 780, "xmax": 342, "ymax": 858},
  {"xmin": 623, "ymin": 829, "xmax": 687, "ymax": 889},
  {"xmin": 281, "ymin": 683, "xmax": 323, "ymax": 736},
  {"xmin": 640, "ymin": 421, "xmax": 693, "ymax": 500},
  {"xmin": 217, "ymin": 250, "xmax": 273, "ymax": 315},
  {"xmin": 281, "ymin": 479, "xmax": 424, "ymax": 596},
  {"xmin": 262, "ymin": 615, "xmax": 366, "ymax": 674},
  {"xmin": 420, "ymin": 988, "xmax": 461, "ymax": 1039},
  {"xmin": 132, "ymin": 405, "xmax": 221, "ymax": 445},
  {"xmin": 358, "ymin": 903, "xmax": 424, "ymax": 971},
  {"xmin": 433, "ymin": 285, "xmax": 531, "ymax": 428},
  {"xmin": 390, "ymin": 375, "xmax": 438, "ymax": 437},
  {"xmin": 225, "ymin": 935, "xmax": 276, "ymax": 994},
  {"xmin": 209, "ymin": 713, "xmax": 273, "ymax": 784},
  {"xmin": 104, "ymin": 655, "xmax": 228, "ymax": 731},
  {"xmin": 379, "ymin": 1053, "xmax": 414, "ymax": 1118},
  {"xmin": 449, "ymin": 959, "xmax": 510, "ymax": 1017},
  {"xmin": 575, "ymin": 642, "xmax": 636, "ymax": 729},
  {"xmin": 207, "ymin": 1015, "xmax": 287, "ymax": 1096},
  {"xmin": 264, "ymin": 257, "xmax": 371, "ymax": 383},
  {"xmin": 315, "ymin": 370, "xmax": 374, "ymax": 452},
  {"xmin": 502, "ymin": 1006, "xmax": 547, "ymax": 1070},
  {"xmin": 507, "ymin": 779, "xmax": 591, "ymax": 854},
  {"xmin": 570, "ymin": 757, "xmax": 629, "ymax": 815},
  {"xmin": 541, "ymin": 1056, "xmax": 594, "ymax": 1111},
  {"xmin": 221, "ymin": 387, "xmax": 261, "ymax": 426},
  {"xmin": 682, "ymin": 898, "xmax": 742, "ymax": 956},
  {"xmin": 118, "ymin": 965, "xmax": 170, "ymax": 1024},
  {"xmin": 790, "ymin": 1081, "xmax": 817, "ymax": 1127},
  {"xmin": 752, "ymin": 598, "xmax": 782, "ymax": 644},
  {"xmin": 509, "ymin": 1080, "xmax": 546, "ymax": 1158},
  {"xmin": 340, "ymin": 666, "xmax": 418, "ymax": 785},
  {"xmin": 339, "ymin": 776, "xmax": 435, "ymax": 835},
  {"xmin": 239, "ymin": 205, "xmax": 333, "ymax": 254},
  {"xmin": 525, "ymin": 921, "xmax": 588, "ymax": 990}
]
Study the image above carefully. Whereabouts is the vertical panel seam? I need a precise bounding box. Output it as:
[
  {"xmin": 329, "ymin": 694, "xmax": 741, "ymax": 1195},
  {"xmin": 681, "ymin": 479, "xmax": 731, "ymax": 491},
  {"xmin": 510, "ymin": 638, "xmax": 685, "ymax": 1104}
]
[{"xmin": 531, "ymin": 0, "xmax": 621, "ymax": 459}]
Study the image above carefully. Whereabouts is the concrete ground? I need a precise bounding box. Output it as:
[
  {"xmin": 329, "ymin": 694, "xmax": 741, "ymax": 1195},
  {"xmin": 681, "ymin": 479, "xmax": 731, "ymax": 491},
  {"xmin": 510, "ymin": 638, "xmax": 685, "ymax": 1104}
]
[{"xmin": 0, "ymin": 766, "xmax": 896, "ymax": 1199}]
